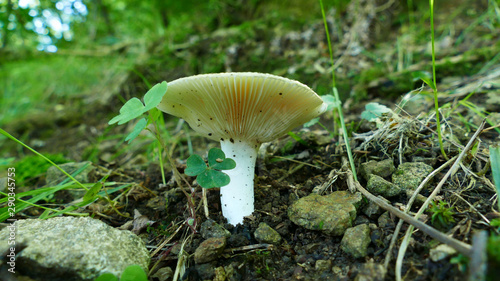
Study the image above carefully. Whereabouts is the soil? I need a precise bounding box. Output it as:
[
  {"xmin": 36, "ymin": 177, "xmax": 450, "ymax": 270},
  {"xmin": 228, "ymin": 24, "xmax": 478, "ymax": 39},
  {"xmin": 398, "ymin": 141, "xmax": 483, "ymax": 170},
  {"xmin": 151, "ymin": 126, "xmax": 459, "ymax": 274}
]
[{"xmin": 2, "ymin": 1, "xmax": 500, "ymax": 280}]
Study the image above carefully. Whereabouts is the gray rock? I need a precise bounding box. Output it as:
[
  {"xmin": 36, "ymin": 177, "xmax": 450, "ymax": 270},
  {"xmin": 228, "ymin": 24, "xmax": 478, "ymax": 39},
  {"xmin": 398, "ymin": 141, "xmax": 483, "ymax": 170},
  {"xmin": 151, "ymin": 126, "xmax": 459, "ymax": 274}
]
[
  {"xmin": 0, "ymin": 217, "xmax": 149, "ymax": 280},
  {"xmin": 362, "ymin": 200, "xmax": 383, "ymax": 218},
  {"xmin": 194, "ymin": 237, "xmax": 227, "ymax": 264},
  {"xmin": 354, "ymin": 262, "xmax": 386, "ymax": 281},
  {"xmin": 200, "ymin": 219, "xmax": 231, "ymax": 239},
  {"xmin": 392, "ymin": 162, "xmax": 433, "ymax": 191},
  {"xmin": 254, "ymin": 222, "xmax": 282, "ymax": 244},
  {"xmin": 360, "ymin": 159, "xmax": 395, "ymax": 180},
  {"xmin": 151, "ymin": 266, "xmax": 174, "ymax": 281},
  {"xmin": 315, "ymin": 259, "xmax": 332, "ymax": 272},
  {"xmin": 378, "ymin": 212, "xmax": 395, "ymax": 228},
  {"xmin": 288, "ymin": 191, "xmax": 361, "ymax": 236},
  {"xmin": 366, "ymin": 174, "xmax": 401, "ymax": 197},
  {"xmin": 196, "ymin": 262, "xmax": 216, "ymax": 280},
  {"xmin": 411, "ymin": 156, "xmax": 437, "ymax": 166},
  {"xmin": 429, "ymin": 244, "xmax": 457, "ymax": 262},
  {"xmin": 341, "ymin": 224, "xmax": 371, "ymax": 258},
  {"xmin": 46, "ymin": 161, "xmax": 95, "ymax": 185}
]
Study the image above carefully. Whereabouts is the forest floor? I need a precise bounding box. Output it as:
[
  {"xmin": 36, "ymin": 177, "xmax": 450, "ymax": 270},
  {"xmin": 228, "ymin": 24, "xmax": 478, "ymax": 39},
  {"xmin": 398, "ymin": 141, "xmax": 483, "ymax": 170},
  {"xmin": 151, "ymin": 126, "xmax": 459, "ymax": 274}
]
[{"xmin": 1, "ymin": 1, "xmax": 500, "ymax": 281}]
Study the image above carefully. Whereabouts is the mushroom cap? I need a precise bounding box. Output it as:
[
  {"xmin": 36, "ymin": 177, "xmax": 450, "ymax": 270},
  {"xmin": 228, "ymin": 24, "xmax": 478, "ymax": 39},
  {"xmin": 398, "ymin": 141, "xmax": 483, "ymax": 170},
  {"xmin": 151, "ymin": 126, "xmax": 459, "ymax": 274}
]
[{"xmin": 157, "ymin": 72, "xmax": 327, "ymax": 143}]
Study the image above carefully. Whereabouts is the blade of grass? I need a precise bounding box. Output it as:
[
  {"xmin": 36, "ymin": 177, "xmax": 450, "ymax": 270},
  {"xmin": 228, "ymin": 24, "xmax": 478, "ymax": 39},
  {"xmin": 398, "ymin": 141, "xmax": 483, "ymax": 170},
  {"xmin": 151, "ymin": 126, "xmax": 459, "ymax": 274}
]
[
  {"xmin": 429, "ymin": 0, "xmax": 448, "ymax": 160},
  {"xmin": 0, "ymin": 128, "xmax": 89, "ymax": 191},
  {"xmin": 319, "ymin": 0, "xmax": 358, "ymax": 181},
  {"xmin": 490, "ymin": 145, "xmax": 500, "ymax": 211}
]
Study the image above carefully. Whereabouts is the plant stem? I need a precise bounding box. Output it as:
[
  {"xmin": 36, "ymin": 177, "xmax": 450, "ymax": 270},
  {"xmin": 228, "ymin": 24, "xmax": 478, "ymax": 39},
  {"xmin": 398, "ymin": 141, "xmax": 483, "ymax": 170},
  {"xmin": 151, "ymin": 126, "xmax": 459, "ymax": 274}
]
[
  {"xmin": 219, "ymin": 139, "xmax": 259, "ymax": 225},
  {"xmin": 319, "ymin": 0, "xmax": 358, "ymax": 181},
  {"xmin": 333, "ymin": 87, "xmax": 358, "ymax": 181},
  {"xmin": 0, "ymin": 128, "xmax": 89, "ymax": 191},
  {"xmin": 429, "ymin": 0, "xmax": 448, "ymax": 160},
  {"xmin": 320, "ymin": 0, "xmax": 336, "ymax": 88},
  {"xmin": 157, "ymin": 141, "xmax": 166, "ymax": 185}
]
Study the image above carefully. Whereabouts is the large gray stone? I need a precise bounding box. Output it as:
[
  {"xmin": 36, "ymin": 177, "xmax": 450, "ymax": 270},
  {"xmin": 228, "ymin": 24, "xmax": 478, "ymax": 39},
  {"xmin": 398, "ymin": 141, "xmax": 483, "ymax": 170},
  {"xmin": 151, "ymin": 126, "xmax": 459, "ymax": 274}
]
[
  {"xmin": 46, "ymin": 161, "xmax": 95, "ymax": 186},
  {"xmin": 0, "ymin": 217, "xmax": 149, "ymax": 281},
  {"xmin": 288, "ymin": 191, "xmax": 361, "ymax": 236}
]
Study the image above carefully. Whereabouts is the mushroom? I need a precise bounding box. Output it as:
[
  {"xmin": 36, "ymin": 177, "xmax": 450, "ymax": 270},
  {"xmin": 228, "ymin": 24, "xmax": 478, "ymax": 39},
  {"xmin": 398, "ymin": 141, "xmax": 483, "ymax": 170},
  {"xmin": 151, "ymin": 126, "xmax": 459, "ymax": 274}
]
[{"xmin": 157, "ymin": 72, "xmax": 327, "ymax": 225}]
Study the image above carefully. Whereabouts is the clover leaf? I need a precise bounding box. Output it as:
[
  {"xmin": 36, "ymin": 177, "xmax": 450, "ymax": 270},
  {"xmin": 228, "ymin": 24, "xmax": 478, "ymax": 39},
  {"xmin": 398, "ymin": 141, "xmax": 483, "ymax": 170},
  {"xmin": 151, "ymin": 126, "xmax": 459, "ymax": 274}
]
[
  {"xmin": 185, "ymin": 148, "xmax": 236, "ymax": 189},
  {"xmin": 360, "ymin": 102, "xmax": 392, "ymax": 122},
  {"xmin": 108, "ymin": 81, "xmax": 167, "ymax": 125}
]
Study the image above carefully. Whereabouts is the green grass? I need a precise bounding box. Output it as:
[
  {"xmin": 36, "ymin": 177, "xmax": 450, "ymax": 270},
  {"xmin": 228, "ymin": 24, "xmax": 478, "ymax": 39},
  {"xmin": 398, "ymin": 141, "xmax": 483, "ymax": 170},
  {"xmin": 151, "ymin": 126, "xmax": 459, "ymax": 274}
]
[{"xmin": 0, "ymin": 55, "xmax": 134, "ymax": 126}]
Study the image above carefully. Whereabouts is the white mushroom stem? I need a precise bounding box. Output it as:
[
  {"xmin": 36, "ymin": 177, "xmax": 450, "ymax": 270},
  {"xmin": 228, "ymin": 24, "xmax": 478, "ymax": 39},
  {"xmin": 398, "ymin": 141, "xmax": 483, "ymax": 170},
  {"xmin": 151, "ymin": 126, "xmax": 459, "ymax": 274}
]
[{"xmin": 219, "ymin": 139, "xmax": 260, "ymax": 225}]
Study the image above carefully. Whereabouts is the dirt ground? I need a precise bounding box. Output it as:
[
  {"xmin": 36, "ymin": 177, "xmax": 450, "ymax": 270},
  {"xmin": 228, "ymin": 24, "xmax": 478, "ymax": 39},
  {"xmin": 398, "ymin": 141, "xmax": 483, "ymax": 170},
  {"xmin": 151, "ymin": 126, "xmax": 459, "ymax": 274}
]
[{"xmin": 2, "ymin": 1, "xmax": 500, "ymax": 280}]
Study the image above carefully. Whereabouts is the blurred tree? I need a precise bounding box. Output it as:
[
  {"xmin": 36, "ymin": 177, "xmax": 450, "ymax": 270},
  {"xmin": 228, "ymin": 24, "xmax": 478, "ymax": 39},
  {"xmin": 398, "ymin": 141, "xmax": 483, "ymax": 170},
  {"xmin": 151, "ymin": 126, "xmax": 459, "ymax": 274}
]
[{"xmin": 0, "ymin": 0, "xmax": 87, "ymax": 51}]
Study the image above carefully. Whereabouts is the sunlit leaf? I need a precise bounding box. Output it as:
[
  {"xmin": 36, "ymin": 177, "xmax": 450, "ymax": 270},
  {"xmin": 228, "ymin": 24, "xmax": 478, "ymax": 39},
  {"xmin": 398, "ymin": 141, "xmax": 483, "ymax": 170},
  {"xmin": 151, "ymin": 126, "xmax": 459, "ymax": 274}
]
[
  {"xmin": 94, "ymin": 273, "xmax": 118, "ymax": 281},
  {"xmin": 412, "ymin": 71, "xmax": 436, "ymax": 90},
  {"xmin": 108, "ymin": 98, "xmax": 145, "ymax": 125},
  {"xmin": 125, "ymin": 118, "xmax": 147, "ymax": 143},
  {"xmin": 120, "ymin": 265, "xmax": 148, "ymax": 281},
  {"xmin": 148, "ymin": 107, "xmax": 161, "ymax": 124},
  {"xmin": 83, "ymin": 182, "xmax": 102, "ymax": 202},
  {"xmin": 144, "ymin": 81, "xmax": 168, "ymax": 111},
  {"xmin": 361, "ymin": 102, "xmax": 392, "ymax": 122},
  {"xmin": 490, "ymin": 145, "xmax": 500, "ymax": 211},
  {"xmin": 321, "ymin": 94, "xmax": 339, "ymax": 112},
  {"xmin": 303, "ymin": 117, "xmax": 320, "ymax": 128}
]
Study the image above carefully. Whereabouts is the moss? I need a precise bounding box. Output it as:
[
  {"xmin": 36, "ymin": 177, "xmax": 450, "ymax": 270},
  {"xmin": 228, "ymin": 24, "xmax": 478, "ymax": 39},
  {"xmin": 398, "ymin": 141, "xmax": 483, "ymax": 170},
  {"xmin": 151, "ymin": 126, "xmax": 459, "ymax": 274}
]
[{"xmin": 10, "ymin": 154, "xmax": 69, "ymax": 186}]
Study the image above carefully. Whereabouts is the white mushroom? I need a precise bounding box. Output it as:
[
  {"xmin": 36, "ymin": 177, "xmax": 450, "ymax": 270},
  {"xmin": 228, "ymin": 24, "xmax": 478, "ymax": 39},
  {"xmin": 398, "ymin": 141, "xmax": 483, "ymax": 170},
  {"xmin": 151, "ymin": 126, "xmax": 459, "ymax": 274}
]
[{"xmin": 157, "ymin": 72, "xmax": 327, "ymax": 225}]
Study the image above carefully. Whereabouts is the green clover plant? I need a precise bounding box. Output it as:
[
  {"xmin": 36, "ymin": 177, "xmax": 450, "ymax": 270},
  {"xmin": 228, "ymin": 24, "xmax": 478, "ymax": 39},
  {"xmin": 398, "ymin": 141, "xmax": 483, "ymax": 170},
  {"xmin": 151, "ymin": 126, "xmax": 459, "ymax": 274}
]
[
  {"xmin": 108, "ymin": 81, "xmax": 176, "ymax": 186},
  {"xmin": 94, "ymin": 264, "xmax": 148, "ymax": 281},
  {"xmin": 185, "ymin": 148, "xmax": 236, "ymax": 189},
  {"xmin": 109, "ymin": 81, "xmax": 167, "ymax": 144}
]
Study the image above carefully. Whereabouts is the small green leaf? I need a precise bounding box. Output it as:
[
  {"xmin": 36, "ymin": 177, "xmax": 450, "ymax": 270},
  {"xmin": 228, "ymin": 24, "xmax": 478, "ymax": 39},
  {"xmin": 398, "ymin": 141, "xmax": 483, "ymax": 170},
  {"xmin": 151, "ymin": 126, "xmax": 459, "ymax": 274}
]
[
  {"xmin": 185, "ymin": 154, "xmax": 207, "ymax": 176},
  {"xmin": 321, "ymin": 94, "xmax": 339, "ymax": 112},
  {"xmin": 125, "ymin": 118, "xmax": 147, "ymax": 144},
  {"xmin": 197, "ymin": 169, "xmax": 230, "ymax": 189},
  {"xmin": 108, "ymin": 98, "xmax": 146, "ymax": 125},
  {"xmin": 212, "ymin": 158, "xmax": 236, "ymax": 171},
  {"xmin": 94, "ymin": 273, "xmax": 118, "ymax": 281},
  {"xmin": 83, "ymin": 182, "xmax": 102, "ymax": 202},
  {"xmin": 120, "ymin": 265, "xmax": 149, "ymax": 281},
  {"xmin": 412, "ymin": 71, "xmax": 436, "ymax": 90},
  {"xmin": 490, "ymin": 145, "xmax": 500, "ymax": 211},
  {"xmin": 208, "ymin": 148, "xmax": 226, "ymax": 167},
  {"xmin": 196, "ymin": 170, "xmax": 216, "ymax": 188},
  {"xmin": 360, "ymin": 102, "xmax": 392, "ymax": 122},
  {"xmin": 148, "ymin": 107, "xmax": 161, "ymax": 124},
  {"xmin": 144, "ymin": 81, "xmax": 168, "ymax": 111},
  {"xmin": 210, "ymin": 169, "xmax": 231, "ymax": 187},
  {"xmin": 303, "ymin": 117, "xmax": 320, "ymax": 128}
]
